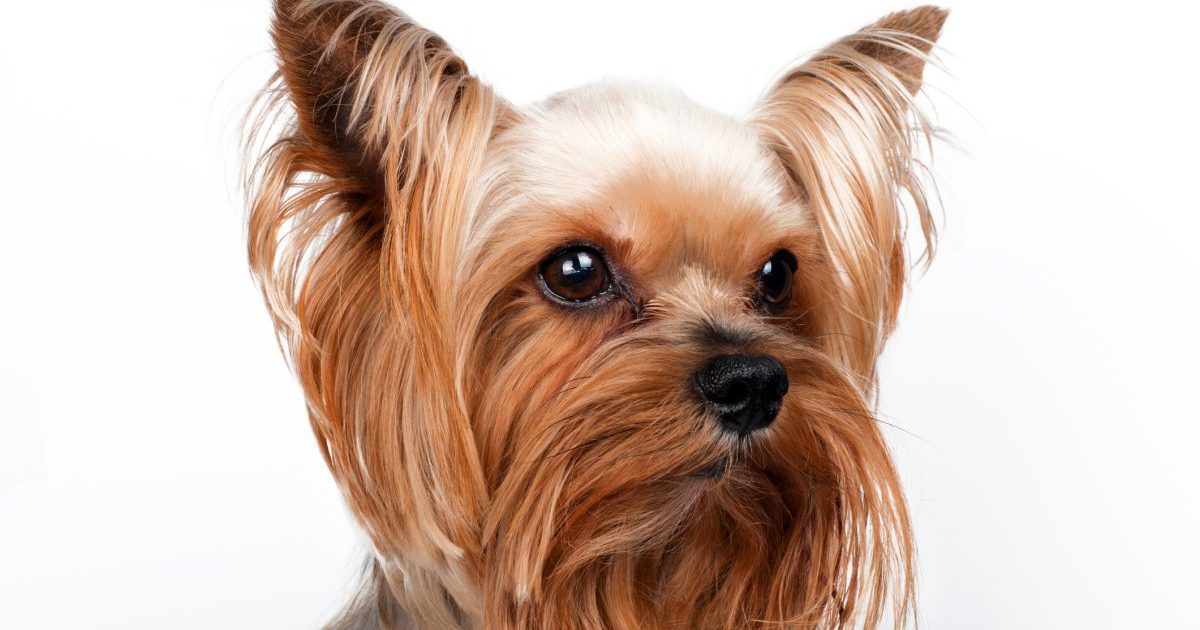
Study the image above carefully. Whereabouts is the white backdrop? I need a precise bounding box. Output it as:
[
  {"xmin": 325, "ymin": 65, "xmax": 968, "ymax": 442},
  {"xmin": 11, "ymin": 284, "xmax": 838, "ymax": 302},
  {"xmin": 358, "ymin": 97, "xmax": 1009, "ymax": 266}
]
[{"xmin": 2, "ymin": 1, "xmax": 1198, "ymax": 627}]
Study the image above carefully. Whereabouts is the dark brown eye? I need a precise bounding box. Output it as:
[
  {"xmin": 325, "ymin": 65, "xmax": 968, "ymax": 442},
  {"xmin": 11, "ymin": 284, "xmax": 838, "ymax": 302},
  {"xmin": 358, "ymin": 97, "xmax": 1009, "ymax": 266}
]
[
  {"xmin": 539, "ymin": 246, "xmax": 612, "ymax": 303},
  {"xmin": 758, "ymin": 250, "xmax": 797, "ymax": 308}
]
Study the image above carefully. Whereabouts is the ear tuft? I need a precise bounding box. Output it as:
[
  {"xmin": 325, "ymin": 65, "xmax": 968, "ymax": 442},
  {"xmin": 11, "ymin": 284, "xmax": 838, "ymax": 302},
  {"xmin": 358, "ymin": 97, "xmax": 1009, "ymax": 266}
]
[
  {"xmin": 871, "ymin": 5, "xmax": 949, "ymax": 40},
  {"xmin": 270, "ymin": 0, "xmax": 479, "ymax": 190},
  {"xmin": 273, "ymin": 0, "xmax": 393, "ymax": 178},
  {"xmin": 845, "ymin": 6, "xmax": 949, "ymax": 94}
]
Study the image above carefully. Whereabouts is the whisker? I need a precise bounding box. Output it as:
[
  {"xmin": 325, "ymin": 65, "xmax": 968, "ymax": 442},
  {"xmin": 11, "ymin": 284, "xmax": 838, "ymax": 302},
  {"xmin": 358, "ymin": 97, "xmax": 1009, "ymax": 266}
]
[{"xmin": 828, "ymin": 407, "xmax": 927, "ymax": 442}]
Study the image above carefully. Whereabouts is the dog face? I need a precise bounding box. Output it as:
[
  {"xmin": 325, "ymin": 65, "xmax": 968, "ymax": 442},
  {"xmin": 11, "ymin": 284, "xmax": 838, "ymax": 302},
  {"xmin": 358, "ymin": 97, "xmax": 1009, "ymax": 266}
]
[{"xmin": 246, "ymin": 1, "xmax": 945, "ymax": 627}]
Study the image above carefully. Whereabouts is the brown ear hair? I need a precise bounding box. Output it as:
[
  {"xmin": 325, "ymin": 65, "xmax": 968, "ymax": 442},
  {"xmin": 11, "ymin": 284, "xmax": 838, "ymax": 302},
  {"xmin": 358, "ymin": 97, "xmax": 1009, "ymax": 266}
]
[
  {"xmin": 269, "ymin": 0, "xmax": 498, "ymax": 190},
  {"xmin": 753, "ymin": 6, "xmax": 947, "ymax": 391},
  {"xmin": 246, "ymin": 1, "xmax": 506, "ymax": 624}
]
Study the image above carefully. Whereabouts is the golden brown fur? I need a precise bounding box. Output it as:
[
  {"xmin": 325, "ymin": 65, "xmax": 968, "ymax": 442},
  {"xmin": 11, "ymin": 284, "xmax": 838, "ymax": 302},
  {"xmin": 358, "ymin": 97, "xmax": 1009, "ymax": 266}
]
[{"xmin": 244, "ymin": 1, "xmax": 947, "ymax": 627}]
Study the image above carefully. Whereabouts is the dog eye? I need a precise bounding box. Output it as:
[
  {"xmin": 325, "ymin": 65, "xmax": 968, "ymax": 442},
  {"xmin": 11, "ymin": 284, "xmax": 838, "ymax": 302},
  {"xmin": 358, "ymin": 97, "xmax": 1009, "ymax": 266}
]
[
  {"xmin": 539, "ymin": 246, "xmax": 612, "ymax": 303},
  {"xmin": 758, "ymin": 250, "xmax": 797, "ymax": 308}
]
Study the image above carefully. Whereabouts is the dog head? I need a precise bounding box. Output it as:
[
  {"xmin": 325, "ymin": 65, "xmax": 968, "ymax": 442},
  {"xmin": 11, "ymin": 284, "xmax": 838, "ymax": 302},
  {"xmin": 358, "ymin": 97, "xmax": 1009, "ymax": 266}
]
[{"xmin": 247, "ymin": 2, "xmax": 945, "ymax": 627}]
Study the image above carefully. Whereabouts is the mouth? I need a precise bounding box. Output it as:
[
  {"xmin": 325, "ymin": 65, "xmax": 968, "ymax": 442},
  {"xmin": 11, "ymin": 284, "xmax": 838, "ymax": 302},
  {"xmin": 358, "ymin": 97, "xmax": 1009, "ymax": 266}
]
[
  {"xmin": 690, "ymin": 431, "xmax": 766, "ymax": 480},
  {"xmin": 693, "ymin": 458, "xmax": 733, "ymax": 480}
]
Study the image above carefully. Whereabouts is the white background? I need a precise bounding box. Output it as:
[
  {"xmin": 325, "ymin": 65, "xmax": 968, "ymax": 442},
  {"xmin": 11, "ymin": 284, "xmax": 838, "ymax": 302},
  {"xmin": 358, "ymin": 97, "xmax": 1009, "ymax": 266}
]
[{"xmin": 2, "ymin": 0, "xmax": 1198, "ymax": 627}]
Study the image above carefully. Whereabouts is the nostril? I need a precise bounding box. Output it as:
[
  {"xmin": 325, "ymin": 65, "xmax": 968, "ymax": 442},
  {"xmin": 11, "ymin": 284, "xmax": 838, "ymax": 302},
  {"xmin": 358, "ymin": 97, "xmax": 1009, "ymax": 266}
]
[
  {"xmin": 762, "ymin": 361, "xmax": 788, "ymax": 399},
  {"xmin": 711, "ymin": 379, "xmax": 750, "ymax": 406},
  {"xmin": 694, "ymin": 354, "xmax": 789, "ymax": 435}
]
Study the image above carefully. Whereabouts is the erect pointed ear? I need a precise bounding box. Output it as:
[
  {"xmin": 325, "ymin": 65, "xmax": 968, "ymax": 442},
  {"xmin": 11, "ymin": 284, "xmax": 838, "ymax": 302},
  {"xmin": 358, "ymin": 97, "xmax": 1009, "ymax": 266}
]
[
  {"xmin": 837, "ymin": 7, "xmax": 948, "ymax": 95},
  {"xmin": 752, "ymin": 6, "xmax": 947, "ymax": 387},
  {"xmin": 251, "ymin": 3, "xmax": 508, "ymax": 621},
  {"xmin": 271, "ymin": 0, "xmax": 510, "ymax": 195}
]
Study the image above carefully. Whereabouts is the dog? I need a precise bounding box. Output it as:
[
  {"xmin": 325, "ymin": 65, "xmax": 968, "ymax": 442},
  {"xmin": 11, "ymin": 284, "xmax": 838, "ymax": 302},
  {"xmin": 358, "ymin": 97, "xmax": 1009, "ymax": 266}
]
[{"xmin": 244, "ymin": 1, "xmax": 947, "ymax": 627}]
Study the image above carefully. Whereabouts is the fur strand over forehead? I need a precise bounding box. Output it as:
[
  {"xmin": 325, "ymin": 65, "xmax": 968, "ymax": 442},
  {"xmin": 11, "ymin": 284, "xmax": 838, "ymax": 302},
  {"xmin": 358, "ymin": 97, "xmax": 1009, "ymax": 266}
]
[{"xmin": 486, "ymin": 81, "xmax": 791, "ymax": 215}]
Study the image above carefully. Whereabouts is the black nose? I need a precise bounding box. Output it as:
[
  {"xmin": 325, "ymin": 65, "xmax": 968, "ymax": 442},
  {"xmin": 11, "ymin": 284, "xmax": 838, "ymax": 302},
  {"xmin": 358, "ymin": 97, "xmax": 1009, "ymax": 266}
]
[{"xmin": 693, "ymin": 354, "xmax": 789, "ymax": 436}]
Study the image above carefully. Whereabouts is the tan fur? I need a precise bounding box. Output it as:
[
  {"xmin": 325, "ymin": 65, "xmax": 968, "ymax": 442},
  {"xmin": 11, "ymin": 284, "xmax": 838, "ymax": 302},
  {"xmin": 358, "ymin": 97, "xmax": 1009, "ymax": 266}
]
[{"xmin": 244, "ymin": 2, "xmax": 947, "ymax": 627}]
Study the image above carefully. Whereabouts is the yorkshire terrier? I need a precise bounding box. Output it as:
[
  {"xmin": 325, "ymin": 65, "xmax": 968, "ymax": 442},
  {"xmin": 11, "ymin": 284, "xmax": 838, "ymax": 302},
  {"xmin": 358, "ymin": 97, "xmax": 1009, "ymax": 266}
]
[{"xmin": 244, "ymin": 1, "xmax": 947, "ymax": 627}]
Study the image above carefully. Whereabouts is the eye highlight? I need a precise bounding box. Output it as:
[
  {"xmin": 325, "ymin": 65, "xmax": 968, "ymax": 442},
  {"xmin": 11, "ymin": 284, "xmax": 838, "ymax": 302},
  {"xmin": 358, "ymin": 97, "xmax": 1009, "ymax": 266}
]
[
  {"xmin": 538, "ymin": 246, "xmax": 613, "ymax": 304},
  {"xmin": 757, "ymin": 250, "xmax": 797, "ymax": 310}
]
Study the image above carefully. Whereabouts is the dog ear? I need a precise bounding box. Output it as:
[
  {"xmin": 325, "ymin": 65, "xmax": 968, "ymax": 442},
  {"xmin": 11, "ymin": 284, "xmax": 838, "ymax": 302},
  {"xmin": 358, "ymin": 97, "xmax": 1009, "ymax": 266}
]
[
  {"xmin": 271, "ymin": 0, "xmax": 510, "ymax": 193},
  {"xmin": 752, "ymin": 6, "xmax": 947, "ymax": 388},
  {"xmin": 249, "ymin": 2, "xmax": 506, "ymax": 623}
]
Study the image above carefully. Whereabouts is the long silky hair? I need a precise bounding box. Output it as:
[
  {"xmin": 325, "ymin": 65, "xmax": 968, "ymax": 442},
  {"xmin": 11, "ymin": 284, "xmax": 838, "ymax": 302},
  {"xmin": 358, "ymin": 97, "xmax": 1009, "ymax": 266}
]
[{"xmin": 244, "ymin": 2, "xmax": 946, "ymax": 627}]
